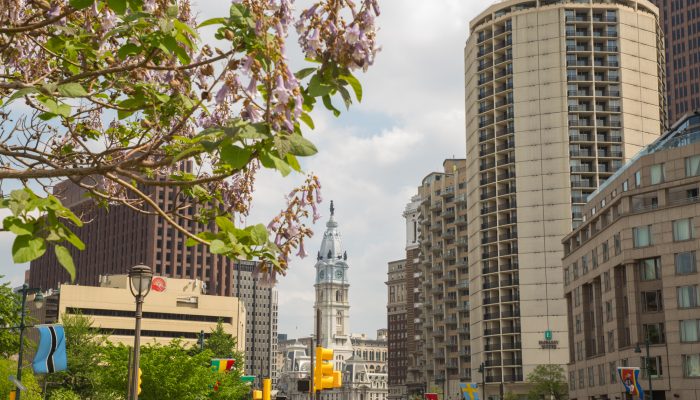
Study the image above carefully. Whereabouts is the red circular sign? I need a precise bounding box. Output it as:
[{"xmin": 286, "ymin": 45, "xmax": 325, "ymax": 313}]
[{"xmin": 151, "ymin": 277, "xmax": 167, "ymax": 292}]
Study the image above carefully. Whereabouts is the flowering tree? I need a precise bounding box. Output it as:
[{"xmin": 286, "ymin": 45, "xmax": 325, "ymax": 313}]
[{"xmin": 0, "ymin": 0, "xmax": 379, "ymax": 282}]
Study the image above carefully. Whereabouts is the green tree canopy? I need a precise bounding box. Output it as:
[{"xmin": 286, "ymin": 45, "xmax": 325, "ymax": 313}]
[
  {"xmin": 1, "ymin": 0, "xmax": 380, "ymax": 283},
  {"xmin": 204, "ymin": 319, "xmax": 240, "ymax": 359},
  {"xmin": 0, "ymin": 358, "xmax": 42, "ymax": 400},
  {"xmin": 0, "ymin": 277, "xmax": 21, "ymax": 358},
  {"xmin": 526, "ymin": 364, "xmax": 569, "ymax": 400}
]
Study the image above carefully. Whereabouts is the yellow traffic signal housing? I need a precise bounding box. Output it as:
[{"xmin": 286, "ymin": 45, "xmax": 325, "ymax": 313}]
[
  {"xmin": 314, "ymin": 346, "xmax": 335, "ymax": 391},
  {"xmin": 137, "ymin": 367, "xmax": 143, "ymax": 395},
  {"xmin": 263, "ymin": 378, "xmax": 271, "ymax": 400},
  {"xmin": 333, "ymin": 370, "xmax": 342, "ymax": 388},
  {"xmin": 253, "ymin": 390, "xmax": 263, "ymax": 400}
]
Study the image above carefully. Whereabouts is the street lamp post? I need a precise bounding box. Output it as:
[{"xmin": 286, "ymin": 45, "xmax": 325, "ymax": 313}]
[
  {"xmin": 634, "ymin": 337, "xmax": 653, "ymax": 400},
  {"xmin": 477, "ymin": 363, "xmax": 485, "ymax": 400},
  {"xmin": 128, "ymin": 264, "xmax": 153, "ymax": 400},
  {"xmin": 15, "ymin": 284, "xmax": 45, "ymax": 400}
]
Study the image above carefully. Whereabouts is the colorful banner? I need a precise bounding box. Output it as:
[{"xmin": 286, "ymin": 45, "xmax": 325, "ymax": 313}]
[
  {"xmin": 459, "ymin": 382, "xmax": 480, "ymax": 400},
  {"xmin": 211, "ymin": 358, "xmax": 236, "ymax": 373},
  {"xmin": 424, "ymin": 393, "xmax": 438, "ymax": 400},
  {"xmin": 32, "ymin": 324, "xmax": 67, "ymax": 374},
  {"xmin": 617, "ymin": 367, "xmax": 644, "ymax": 399}
]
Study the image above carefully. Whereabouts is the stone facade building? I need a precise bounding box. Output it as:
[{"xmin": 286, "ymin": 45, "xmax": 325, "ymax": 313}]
[
  {"xmin": 465, "ymin": 0, "xmax": 665, "ymax": 395},
  {"xmin": 386, "ymin": 259, "xmax": 408, "ymax": 400},
  {"xmin": 563, "ymin": 112, "xmax": 700, "ymax": 399}
]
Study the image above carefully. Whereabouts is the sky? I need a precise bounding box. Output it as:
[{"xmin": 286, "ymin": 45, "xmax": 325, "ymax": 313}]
[{"xmin": 0, "ymin": 1, "xmax": 487, "ymax": 339}]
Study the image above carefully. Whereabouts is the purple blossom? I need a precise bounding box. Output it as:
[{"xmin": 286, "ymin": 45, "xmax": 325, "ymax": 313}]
[
  {"xmin": 272, "ymin": 74, "xmax": 290, "ymax": 104},
  {"xmin": 47, "ymin": 5, "xmax": 60, "ymax": 18},
  {"xmin": 143, "ymin": 0, "xmax": 157, "ymax": 12},
  {"xmin": 215, "ymin": 84, "xmax": 229, "ymax": 104},
  {"xmin": 296, "ymin": 240, "xmax": 308, "ymax": 259},
  {"xmin": 102, "ymin": 10, "xmax": 117, "ymax": 31}
]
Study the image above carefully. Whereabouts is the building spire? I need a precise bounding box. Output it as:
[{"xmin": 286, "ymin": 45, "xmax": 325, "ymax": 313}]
[{"xmin": 330, "ymin": 200, "xmax": 335, "ymax": 217}]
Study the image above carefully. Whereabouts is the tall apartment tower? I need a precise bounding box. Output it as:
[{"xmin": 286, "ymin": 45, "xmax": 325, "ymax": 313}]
[
  {"xmin": 414, "ymin": 159, "xmax": 470, "ymax": 396},
  {"xmin": 233, "ymin": 260, "xmax": 279, "ymax": 384},
  {"xmin": 650, "ymin": 0, "xmax": 699, "ymax": 124},
  {"xmin": 465, "ymin": 0, "xmax": 665, "ymax": 395},
  {"xmin": 402, "ymin": 196, "xmax": 426, "ymax": 397},
  {"xmin": 386, "ymin": 259, "xmax": 407, "ymax": 400}
]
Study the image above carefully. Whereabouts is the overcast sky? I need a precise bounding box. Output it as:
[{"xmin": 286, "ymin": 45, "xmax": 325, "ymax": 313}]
[{"xmin": 0, "ymin": 1, "xmax": 486, "ymax": 339}]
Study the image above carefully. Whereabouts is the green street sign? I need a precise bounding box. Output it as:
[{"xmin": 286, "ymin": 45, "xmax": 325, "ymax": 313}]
[
  {"xmin": 544, "ymin": 330, "xmax": 553, "ymax": 341},
  {"xmin": 241, "ymin": 376, "xmax": 256, "ymax": 383}
]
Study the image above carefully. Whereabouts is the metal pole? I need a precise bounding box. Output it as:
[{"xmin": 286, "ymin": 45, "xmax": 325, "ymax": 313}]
[
  {"xmin": 130, "ymin": 295, "xmax": 144, "ymax": 400},
  {"xmin": 315, "ymin": 307, "xmax": 321, "ymax": 400},
  {"xmin": 16, "ymin": 284, "xmax": 28, "ymax": 400},
  {"xmin": 646, "ymin": 338, "xmax": 653, "ymax": 400}
]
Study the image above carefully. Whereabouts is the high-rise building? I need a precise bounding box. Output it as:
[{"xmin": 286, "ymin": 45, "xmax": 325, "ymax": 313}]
[
  {"xmin": 234, "ymin": 260, "xmax": 279, "ymax": 383},
  {"xmin": 386, "ymin": 259, "xmax": 407, "ymax": 400},
  {"xmin": 650, "ymin": 0, "xmax": 697, "ymax": 125},
  {"xmin": 563, "ymin": 112, "xmax": 700, "ymax": 399},
  {"xmin": 465, "ymin": 0, "xmax": 665, "ymax": 395},
  {"xmin": 28, "ymin": 181, "xmax": 278, "ymax": 383},
  {"xmin": 409, "ymin": 159, "xmax": 470, "ymax": 397}
]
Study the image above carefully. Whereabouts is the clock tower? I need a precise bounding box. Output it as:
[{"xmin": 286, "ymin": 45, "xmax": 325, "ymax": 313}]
[{"xmin": 313, "ymin": 201, "xmax": 353, "ymax": 367}]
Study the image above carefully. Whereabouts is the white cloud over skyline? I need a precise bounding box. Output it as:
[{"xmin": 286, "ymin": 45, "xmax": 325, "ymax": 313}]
[{"xmin": 0, "ymin": 1, "xmax": 486, "ymax": 339}]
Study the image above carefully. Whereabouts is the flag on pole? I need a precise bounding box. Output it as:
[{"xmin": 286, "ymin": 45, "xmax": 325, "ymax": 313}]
[
  {"xmin": 617, "ymin": 367, "xmax": 644, "ymax": 400},
  {"xmin": 211, "ymin": 358, "xmax": 236, "ymax": 373},
  {"xmin": 424, "ymin": 393, "xmax": 438, "ymax": 400},
  {"xmin": 32, "ymin": 324, "xmax": 67, "ymax": 374},
  {"xmin": 460, "ymin": 382, "xmax": 480, "ymax": 400}
]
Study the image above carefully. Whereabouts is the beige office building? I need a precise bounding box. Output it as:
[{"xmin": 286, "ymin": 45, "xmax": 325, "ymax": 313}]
[
  {"xmin": 413, "ymin": 159, "xmax": 471, "ymax": 396},
  {"xmin": 465, "ymin": 0, "xmax": 665, "ymax": 395},
  {"xmin": 563, "ymin": 113, "xmax": 700, "ymax": 400},
  {"xmin": 37, "ymin": 275, "xmax": 246, "ymax": 349}
]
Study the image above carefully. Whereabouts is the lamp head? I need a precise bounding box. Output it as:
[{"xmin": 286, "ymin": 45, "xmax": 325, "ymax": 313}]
[
  {"xmin": 129, "ymin": 264, "xmax": 153, "ymax": 298},
  {"xmin": 33, "ymin": 291, "xmax": 45, "ymax": 309},
  {"xmin": 634, "ymin": 343, "xmax": 642, "ymax": 353}
]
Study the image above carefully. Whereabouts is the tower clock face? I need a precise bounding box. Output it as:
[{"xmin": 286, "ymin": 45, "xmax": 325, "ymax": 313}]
[
  {"xmin": 319, "ymin": 270, "xmax": 325, "ymax": 279},
  {"xmin": 335, "ymin": 270, "xmax": 343, "ymax": 279}
]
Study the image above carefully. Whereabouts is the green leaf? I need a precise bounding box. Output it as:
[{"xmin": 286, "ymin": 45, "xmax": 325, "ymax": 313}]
[
  {"xmin": 295, "ymin": 68, "xmax": 317, "ymax": 80},
  {"xmin": 215, "ymin": 216, "xmax": 236, "ymax": 234},
  {"xmin": 270, "ymin": 154, "xmax": 291, "ymax": 176},
  {"xmin": 3, "ymin": 218, "xmax": 34, "ymax": 236},
  {"xmin": 210, "ymin": 239, "xmax": 230, "ymax": 255},
  {"xmin": 308, "ymin": 75, "xmax": 334, "ymax": 97},
  {"xmin": 220, "ymin": 144, "xmax": 253, "ymax": 169},
  {"xmin": 287, "ymin": 134, "xmax": 318, "ymax": 156},
  {"xmin": 117, "ymin": 43, "xmax": 141, "ymax": 60},
  {"xmin": 197, "ymin": 17, "xmax": 227, "ymax": 28},
  {"xmin": 299, "ymin": 113, "xmax": 315, "ymax": 129},
  {"xmin": 58, "ymin": 83, "xmax": 88, "ymax": 98},
  {"xmin": 337, "ymin": 85, "xmax": 352, "ymax": 109},
  {"xmin": 273, "ymin": 136, "xmax": 291, "ymax": 157},
  {"xmin": 63, "ymin": 229, "xmax": 86, "ymax": 251},
  {"xmin": 107, "ymin": 0, "xmax": 127, "ymax": 14},
  {"xmin": 55, "ymin": 245, "xmax": 76, "ymax": 282},
  {"xmin": 69, "ymin": 0, "xmax": 94, "ymax": 9},
  {"xmin": 12, "ymin": 235, "xmax": 47, "ymax": 263},
  {"xmin": 6, "ymin": 87, "xmax": 37, "ymax": 105},
  {"xmin": 339, "ymin": 73, "xmax": 363, "ymax": 102},
  {"xmin": 322, "ymin": 95, "xmax": 341, "ymax": 117},
  {"xmin": 250, "ymin": 224, "xmax": 268, "ymax": 245}
]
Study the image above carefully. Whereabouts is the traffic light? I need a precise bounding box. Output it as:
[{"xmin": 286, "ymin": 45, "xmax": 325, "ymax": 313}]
[
  {"xmin": 333, "ymin": 370, "xmax": 342, "ymax": 388},
  {"xmin": 262, "ymin": 378, "xmax": 271, "ymax": 400},
  {"xmin": 137, "ymin": 367, "xmax": 143, "ymax": 395},
  {"xmin": 253, "ymin": 390, "xmax": 263, "ymax": 400},
  {"xmin": 314, "ymin": 346, "xmax": 335, "ymax": 391}
]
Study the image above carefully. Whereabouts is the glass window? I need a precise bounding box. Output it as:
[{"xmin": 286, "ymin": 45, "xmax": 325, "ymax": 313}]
[
  {"xmin": 578, "ymin": 369, "xmax": 584, "ymax": 388},
  {"xmin": 598, "ymin": 364, "xmax": 606, "ymax": 386},
  {"xmin": 680, "ymin": 320, "xmax": 700, "ymax": 342},
  {"xmin": 678, "ymin": 285, "xmax": 700, "ymax": 308},
  {"xmin": 673, "ymin": 218, "xmax": 695, "ymax": 241},
  {"xmin": 602, "ymin": 241, "xmax": 609, "ymax": 262},
  {"xmin": 639, "ymin": 257, "xmax": 660, "ymax": 281},
  {"xmin": 569, "ymin": 371, "xmax": 576, "ymax": 390},
  {"xmin": 609, "ymin": 362, "xmax": 617, "ymax": 383},
  {"xmin": 650, "ymin": 164, "xmax": 664, "ymax": 184},
  {"xmin": 588, "ymin": 366, "xmax": 595, "ymax": 387},
  {"xmin": 614, "ymin": 233, "xmax": 621, "ymax": 255},
  {"xmin": 686, "ymin": 155, "xmax": 700, "ymax": 177},
  {"xmin": 641, "ymin": 291, "xmax": 663, "ymax": 312},
  {"xmin": 684, "ymin": 355, "xmax": 700, "ymax": 377},
  {"xmin": 643, "ymin": 323, "xmax": 665, "ymax": 344},
  {"xmin": 633, "ymin": 225, "xmax": 652, "ymax": 248},
  {"xmin": 641, "ymin": 356, "xmax": 663, "ymax": 378},
  {"xmin": 635, "ymin": 170, "xmax": 641, "ymax": 187},
  {"xmin": 603, "ymin": 271, "xmax": 611, "ymax": 291},
  {"xmin": 608, "ymin": 330, "xmax": 615, "ymax": 352},
  {"xmin": 582, "ymin": 254, "xmax": 589, "ymax": 273},
  {"xmin": 622, "ymin": 180, "xmax": 629, "ymax": 192},
  {"xmin": 676, "ymin": 252, "xmax": 697, "ymax": 275}
]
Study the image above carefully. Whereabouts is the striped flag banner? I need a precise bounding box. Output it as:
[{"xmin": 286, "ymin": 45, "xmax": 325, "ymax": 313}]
[
  {"xmin": 211, "ymin": 358, "xmax": 236, "ymax": 373},
  {"xmin": 32, "ymin": 324, "xmax": 67, "ymax": 374},
  {"xmin": 618, "ymin": 367, "xmax": 644, "ymax": 400},
  {"xmin": 460, "ymin": 382, "xmax": 480, "ymax": 400}
]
